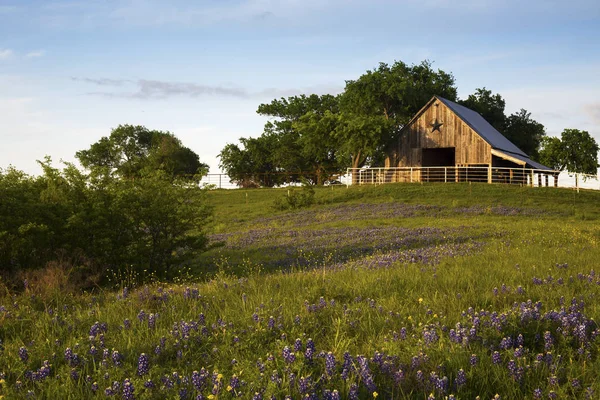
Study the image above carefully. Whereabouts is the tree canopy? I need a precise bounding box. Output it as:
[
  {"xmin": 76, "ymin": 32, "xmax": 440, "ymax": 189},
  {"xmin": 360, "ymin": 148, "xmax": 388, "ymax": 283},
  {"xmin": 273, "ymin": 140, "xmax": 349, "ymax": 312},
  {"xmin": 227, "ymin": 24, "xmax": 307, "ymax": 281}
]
[
  {"xmin": 502, "ymin": 109, "xmax": 546, "ymax": 161},
  {"xmin": 539, "ymin": 129, "xmax": 599, "ymax": 174},
  {"xmin": 459, "ymin": 87, "xmax": 506, "ymax": 132},
  {"xmin": 219, "ymin": 94, "xmax": 344, "ymax": 186},
  {"xmin": 76, "ymin": 125, "xmax": 208, "ymax": 180}
]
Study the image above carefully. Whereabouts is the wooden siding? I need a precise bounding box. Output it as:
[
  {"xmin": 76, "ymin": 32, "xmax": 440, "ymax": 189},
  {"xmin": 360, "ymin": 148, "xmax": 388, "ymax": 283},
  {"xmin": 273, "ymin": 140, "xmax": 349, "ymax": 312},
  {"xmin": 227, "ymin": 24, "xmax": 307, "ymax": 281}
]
[{"xmin": 386, "ymin": 99, "xmax": 492, "ymax": 168}]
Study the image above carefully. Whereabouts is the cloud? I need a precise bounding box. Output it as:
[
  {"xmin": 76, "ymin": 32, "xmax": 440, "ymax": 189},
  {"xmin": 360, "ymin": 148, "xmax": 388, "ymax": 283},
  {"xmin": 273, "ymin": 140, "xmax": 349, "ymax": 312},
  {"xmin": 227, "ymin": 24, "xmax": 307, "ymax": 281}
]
[
  {"xmin": 133, "ymin": 79, "xmax": 248, "ymax": 99},
  {"xmin": 74, "ymin": 76, "xmax": 342, "ymax": 100},
  {"xmin": 25, "ymin": 50, "xmax": 46, "ymax": 58},
  {"xmin": 584, "ymin": 103, "xmax": 600, "ymax": 124},
  {"xmin": 0, "ymin": 49, "xmax": 13, "ymax": 60},
  {"xmin": 71, "ymin": 77, "xmax": 130, "ymax": 86}
]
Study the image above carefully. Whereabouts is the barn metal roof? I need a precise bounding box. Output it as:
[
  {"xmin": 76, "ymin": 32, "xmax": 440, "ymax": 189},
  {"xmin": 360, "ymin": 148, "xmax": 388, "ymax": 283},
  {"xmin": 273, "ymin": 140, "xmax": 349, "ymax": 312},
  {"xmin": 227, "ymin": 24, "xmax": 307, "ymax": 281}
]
[{"xmin": 435, "ymin": 96, "xmax": 552, "ymax": 170}]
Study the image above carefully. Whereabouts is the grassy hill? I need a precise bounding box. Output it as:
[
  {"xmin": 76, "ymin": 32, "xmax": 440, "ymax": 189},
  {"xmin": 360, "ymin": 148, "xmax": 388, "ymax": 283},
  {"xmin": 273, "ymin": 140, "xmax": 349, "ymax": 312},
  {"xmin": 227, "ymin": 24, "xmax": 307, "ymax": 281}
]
[{"xmin": 2, "ymin": 183, "xmax": 600, "ymax": 399}]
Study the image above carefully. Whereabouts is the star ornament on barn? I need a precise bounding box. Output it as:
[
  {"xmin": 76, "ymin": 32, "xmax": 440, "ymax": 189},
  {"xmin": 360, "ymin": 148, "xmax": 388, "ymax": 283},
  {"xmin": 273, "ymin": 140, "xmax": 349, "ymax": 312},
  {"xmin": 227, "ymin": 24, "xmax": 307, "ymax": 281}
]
[{"xmin": 430, "ymin": 118, "xmax": 443, "ymax": 132}]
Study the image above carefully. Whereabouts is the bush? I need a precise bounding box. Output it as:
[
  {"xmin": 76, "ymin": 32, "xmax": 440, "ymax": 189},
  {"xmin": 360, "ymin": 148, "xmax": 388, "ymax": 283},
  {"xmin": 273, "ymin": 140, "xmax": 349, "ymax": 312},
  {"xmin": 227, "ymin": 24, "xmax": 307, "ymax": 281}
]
[
  {"xmin": 273, "ymin": 182, "xmax": 315, "ymax": 210},
  {"xmin": 0, "ymin": 160, "xmax": 212, "ymax": 287}
]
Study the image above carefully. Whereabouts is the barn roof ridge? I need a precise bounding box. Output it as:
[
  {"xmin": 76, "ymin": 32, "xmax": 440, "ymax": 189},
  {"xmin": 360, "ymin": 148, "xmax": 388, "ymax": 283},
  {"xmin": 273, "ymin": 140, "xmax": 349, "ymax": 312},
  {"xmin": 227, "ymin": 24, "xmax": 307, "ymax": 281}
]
[
  {"xmin": 429, "ymin": 95, "xmax": 551, "ymax": 170},
  {"xmin": 433, "ymin": 95, "xmax": 527, "ymax": 157}
]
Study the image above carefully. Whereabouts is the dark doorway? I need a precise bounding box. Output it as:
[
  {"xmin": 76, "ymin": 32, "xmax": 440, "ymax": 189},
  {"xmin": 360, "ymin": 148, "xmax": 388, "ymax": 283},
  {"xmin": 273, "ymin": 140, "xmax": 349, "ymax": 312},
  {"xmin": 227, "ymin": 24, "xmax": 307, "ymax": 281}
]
[
  {"xmin": 422, "ymin": 147, "xmax": 455, "ymax": 166},
  {"xmin": 422, "ymin": 148, "xmax": 455, "ymax": 182}
]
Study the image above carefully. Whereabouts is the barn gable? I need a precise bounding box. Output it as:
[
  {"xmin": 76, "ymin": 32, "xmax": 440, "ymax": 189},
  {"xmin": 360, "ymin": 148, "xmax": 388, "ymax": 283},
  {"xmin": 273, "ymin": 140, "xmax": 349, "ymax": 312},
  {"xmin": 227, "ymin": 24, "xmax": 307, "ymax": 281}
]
[{"xmin": 386, "ymin": 96, "xmax": 551, "ymax": 171}]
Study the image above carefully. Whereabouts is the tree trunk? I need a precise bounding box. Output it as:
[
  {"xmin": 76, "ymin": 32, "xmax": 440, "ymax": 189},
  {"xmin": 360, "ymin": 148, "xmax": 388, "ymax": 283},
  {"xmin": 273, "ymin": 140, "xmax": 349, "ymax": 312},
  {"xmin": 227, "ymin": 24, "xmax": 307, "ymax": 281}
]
[{"xmin": 351, "ymin": 151, "xmax": 363, "ymax": 185}]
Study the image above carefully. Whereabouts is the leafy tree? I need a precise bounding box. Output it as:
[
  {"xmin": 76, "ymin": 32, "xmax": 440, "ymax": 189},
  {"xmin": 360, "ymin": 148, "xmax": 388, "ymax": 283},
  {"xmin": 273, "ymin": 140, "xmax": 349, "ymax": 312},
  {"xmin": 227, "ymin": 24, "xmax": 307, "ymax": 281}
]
[
  {"xmin": 219, "ymin": 135, "xmax": 282, "ymax": 187},
  {"xmin": 459, "ymin": 88, "xmax": 506, "ymax": 132},
  {"xmin": 76, "ymin": 125, "xmax": 208, "ymax": 180},
  {"xmin": 337, "ymin": 60, "xmax": 458, "ymax": 172},
  {"xmin": 220, "ymin": 94, "xmax": 344, "ymax": 186},
  {"xmin": 503, "ymin": 109, "xmax": 546, "ymax": 160},
  {"xmin": 538, "ymin": 137, "xmax": 564, "ymax": 170},
  {"xmin": 540, "ymin": 129, "xmax": 599, "ymax": 174}
]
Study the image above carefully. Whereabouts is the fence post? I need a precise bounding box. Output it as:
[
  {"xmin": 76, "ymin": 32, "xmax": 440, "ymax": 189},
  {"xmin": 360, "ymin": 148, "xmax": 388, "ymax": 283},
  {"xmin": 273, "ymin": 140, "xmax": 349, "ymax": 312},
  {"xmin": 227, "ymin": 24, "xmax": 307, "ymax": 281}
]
[
  {"xmin": 530, "ymin": 170, "xmax": 534, "ymax": 187},
  {"xmin": 488, "ymin": 165, "xmax": 492, "ymax": 184},
  {"xmin": 444, "ymin": 167, "xmax": 447, "ymax": 183},
  {"xmin": 410, "ymin": 167, "xmax": 413, "ymax": 183}
]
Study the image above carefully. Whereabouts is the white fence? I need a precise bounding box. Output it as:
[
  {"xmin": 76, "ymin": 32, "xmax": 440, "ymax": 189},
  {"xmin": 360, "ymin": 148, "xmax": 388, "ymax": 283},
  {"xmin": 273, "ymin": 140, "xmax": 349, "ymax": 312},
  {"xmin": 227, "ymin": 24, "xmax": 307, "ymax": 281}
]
[
  {"xmin": 346, "ymin": 167, "xmax": 600, "ymax": 191},
  {"xmin": 200, "ymin": 168, "xmax": 600, "ymax": 191}
]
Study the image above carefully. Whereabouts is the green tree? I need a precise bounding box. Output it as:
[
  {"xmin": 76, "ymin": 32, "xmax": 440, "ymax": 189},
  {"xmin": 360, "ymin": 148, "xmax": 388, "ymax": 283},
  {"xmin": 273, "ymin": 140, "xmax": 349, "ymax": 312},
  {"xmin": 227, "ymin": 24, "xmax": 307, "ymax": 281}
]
[
  {"xmin": 540, "ymin": 129, "xmax": 599, "ymax": 174},
  {"xmin": 76, "ymin": 125, "xmax": 207, "ymax": 180},
  {"xmin": 219, "ymin": 135, "xmax": 282, "ymax": 187},
  {"xmin": 220, "ymin": 94, "xmax": 344, "ymax": 186},
  {"xmin": 459, "ymin": 87, "xmax": 506, "ymax": 132},
  {"xmin": 538, "ymin": 136, "xmax": 564, "ymax": 170},
  {"xmin": 337, "ymin": 60, "xmax": 458, "ymax": 172},
  {"xmin": 503, "ymin": 109, "xmax": 546, "ymax": 160}
]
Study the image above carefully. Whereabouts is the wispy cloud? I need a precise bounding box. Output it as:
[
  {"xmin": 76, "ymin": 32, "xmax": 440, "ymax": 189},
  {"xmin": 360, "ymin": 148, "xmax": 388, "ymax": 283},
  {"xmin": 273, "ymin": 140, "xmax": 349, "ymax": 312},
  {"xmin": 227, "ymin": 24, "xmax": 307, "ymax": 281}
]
[
  {"xmin": 584, "ymin": 103, "xmax": 600, "ymax": 124},
  {"xmin": 74, "ymin": 76, "xmax": 342, "ymax": 100},
  {"xmin": 25, "ymin": 50, "xmax": 46, "ymax": 58},
  {"xmin": 71, "ymin": 77, "xmax": 130, "ymax": 86},
  {"xmin": 0, "ymin": 49, "xmax": 13, "ymax": 60}
]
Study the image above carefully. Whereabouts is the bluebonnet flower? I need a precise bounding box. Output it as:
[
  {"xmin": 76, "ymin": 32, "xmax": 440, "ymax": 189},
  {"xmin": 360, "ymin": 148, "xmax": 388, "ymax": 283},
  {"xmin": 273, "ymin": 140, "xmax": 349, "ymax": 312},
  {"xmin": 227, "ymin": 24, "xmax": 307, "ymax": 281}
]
[
  {"xmin": 325, "ymin": 352, "xmax": 336, "ymax": 376},
  {"xmin": 230, "ymin": 374, "xmax": 240, "ymax": 390},
  {"xmin": 298, "ymin": 376, "xmax": 312, "ymax": 394},
  {"xmin": 179, "ymin": 388, "xmax": 189, "ymax": 399},
  {"xmin": 455, "ymin": 369, "xmax": 466, "ymax": 387},
  {"xmin": 19, "ymin": 346, "xmax": 28, "ymax": 363},
  {"xmin": 282, "ymin": 346, "xmax": 295, "ymax": 363},
  {"xmin": 137, "ymin": 353, "xmax": 149, "ymax": 376},
  {"xmin": 70, "ymin": 368, "xmax": 79, "ymax": 380},
  {"xmin": 124, "ymin": 319, "xmax": 131, "ymax": 329},
  {"xmin": 294, "ymin": 338, "xmax": 302, "ymax": 352},
  {"xmin": 148, "ymin": 313, "xmax": 156, "ymax": 329},
  {"xmin": 270, "ymin": 370, "xmax": 281, "ymax": 386},
  {"xmin": 137, "ymin": 310, "xmax": 146, "ymax": 322},
  {"xmin": 514, "ymin": 346, "xmax": 524, "ymax": 358},
  {"xmin": 144, "ymin": 379, "xmax": 154, "ymax": 389},
  {"xmin": 122, "ymin": 378, "xmax": 135, "ymax": 400},
  {"xmin": 544, "ymin": 331, "xmax": 554, "ymax": 350},
  {"xmin": 492, "ymin": 351, "xmax": 502, "ymax": 365},
  {"xmin": 112, "ymin": 350, "xmax": 122, "ymax": 366},
  {"xmin": 348, "ymin": 383, "xmax": 359, "ymax": 400}
]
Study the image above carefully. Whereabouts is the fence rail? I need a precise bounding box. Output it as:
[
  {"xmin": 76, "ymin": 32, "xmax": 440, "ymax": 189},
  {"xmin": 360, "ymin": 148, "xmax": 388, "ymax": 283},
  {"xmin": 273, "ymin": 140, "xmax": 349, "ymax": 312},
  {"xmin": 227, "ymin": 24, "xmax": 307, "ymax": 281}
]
[{"xmin": 200, "ymin": 168, "xmax": 600, "ymax": 191}]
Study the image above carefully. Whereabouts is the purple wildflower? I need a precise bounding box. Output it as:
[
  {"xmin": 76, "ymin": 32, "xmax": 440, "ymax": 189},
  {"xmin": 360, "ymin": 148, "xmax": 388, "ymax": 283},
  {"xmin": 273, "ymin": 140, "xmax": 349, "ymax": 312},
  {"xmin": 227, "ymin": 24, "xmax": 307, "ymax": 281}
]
[
  {"xmin": 122, "ymin": 378, "xmax": 135, "ymax": 400},
  {"xmin": 19, "ymin": 346, "xmax": 28, "ymax": 363},
  {"xmin": 137, "ymin": 353, "xmax": 149, "ymax": 376},
  {"xmin": 325, "ymin": 352, "xmax": 336, "ymax": 376}
]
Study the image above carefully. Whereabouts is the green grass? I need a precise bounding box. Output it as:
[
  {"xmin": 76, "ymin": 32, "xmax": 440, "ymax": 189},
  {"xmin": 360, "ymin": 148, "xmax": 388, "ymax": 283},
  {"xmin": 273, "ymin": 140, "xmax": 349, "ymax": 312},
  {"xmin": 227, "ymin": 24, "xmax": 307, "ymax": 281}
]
[{"xmin": 2, "ymin": 183, "xmax": 600, "ymax": 399}]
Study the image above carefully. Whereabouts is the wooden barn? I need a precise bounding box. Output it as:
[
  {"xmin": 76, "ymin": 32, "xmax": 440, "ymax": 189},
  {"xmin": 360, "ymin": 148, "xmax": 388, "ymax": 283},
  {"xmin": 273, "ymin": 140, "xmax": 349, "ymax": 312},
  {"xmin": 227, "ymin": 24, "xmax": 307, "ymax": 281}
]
[{"xmin": 383, "ymin": 95, "xmax": 554, "ymax": 184}]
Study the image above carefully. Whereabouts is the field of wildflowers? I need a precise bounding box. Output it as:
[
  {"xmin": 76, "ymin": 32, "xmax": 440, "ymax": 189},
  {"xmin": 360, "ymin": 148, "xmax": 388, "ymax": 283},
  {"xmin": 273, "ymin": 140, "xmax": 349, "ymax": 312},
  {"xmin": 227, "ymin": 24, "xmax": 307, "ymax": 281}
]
[{"xmin": 2, "ymin": 183, "xmax": 600, "ymax": 399}]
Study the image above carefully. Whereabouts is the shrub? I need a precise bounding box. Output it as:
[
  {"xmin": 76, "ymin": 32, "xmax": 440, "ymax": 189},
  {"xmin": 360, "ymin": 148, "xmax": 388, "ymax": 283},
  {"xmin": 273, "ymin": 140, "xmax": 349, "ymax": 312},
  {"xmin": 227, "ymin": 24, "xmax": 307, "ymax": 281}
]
[{"xmin": 273, "ymin": 182, "xmax": 316, "ymax": 210}]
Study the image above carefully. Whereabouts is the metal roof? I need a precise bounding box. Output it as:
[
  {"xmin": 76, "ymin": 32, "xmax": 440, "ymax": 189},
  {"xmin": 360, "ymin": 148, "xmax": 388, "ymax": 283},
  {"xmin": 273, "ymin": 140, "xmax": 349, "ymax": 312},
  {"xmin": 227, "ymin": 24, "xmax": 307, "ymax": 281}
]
[{"xmin": 435, "ymin": 96, "xmax": 552, "ymax": 170}]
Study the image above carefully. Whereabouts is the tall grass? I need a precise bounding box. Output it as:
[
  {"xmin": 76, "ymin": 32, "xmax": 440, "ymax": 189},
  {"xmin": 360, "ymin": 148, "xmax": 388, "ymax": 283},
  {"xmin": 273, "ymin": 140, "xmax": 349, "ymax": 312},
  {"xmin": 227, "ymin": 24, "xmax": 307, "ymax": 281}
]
[{"xmin": 1, "ymin": 183, "xmax": 600, "ymax": 399}]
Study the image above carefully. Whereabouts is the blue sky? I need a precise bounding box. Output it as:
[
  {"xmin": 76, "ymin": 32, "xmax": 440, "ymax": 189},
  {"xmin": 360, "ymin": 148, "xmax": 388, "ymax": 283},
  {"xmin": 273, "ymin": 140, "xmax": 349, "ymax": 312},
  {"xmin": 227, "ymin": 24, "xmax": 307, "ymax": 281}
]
[{"xmin": 1, "ymin": 0, "xmax": 599, "ymax": 175}]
